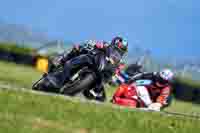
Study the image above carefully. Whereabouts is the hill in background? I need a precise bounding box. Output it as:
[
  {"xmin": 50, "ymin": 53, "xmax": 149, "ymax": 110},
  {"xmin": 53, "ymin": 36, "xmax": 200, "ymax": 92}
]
[
  {"xmin": 0, "ymin": 20, "xmax": 49, "ymax": 48},
  {"xmin": 0, "ymin": 21, "xmax": 199, "ymax": 80}
]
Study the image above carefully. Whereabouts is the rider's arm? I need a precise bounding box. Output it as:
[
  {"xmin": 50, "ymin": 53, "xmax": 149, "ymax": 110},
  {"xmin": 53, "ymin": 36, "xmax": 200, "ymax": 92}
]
[
  {"xmin": 51, "ymin": 40, "xmax": 105, "ymax": 66},
  {"xmin": 59, "ymin": 44, "xmax": 84, "ymax": 63},
  {"xmin": 148, "ymin": 86, "xmax": 171, "ymax": 111},
  {"xmin": 126, "ymin": 63, "xmax": 143, "ymax": 76},
  {"xmin": 156, "ymin": 86, "xmax": 171, "ymax": 106},
  {"xmin": 128, "ymin": 72, "xmax": 156, "ymax": 83}
]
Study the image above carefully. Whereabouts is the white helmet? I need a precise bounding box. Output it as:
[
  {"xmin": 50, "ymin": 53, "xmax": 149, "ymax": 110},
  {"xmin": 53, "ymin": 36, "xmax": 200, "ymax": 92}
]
[{"xmin": 159, "ymin": 69, "xmax": 174, "ymax": 82}]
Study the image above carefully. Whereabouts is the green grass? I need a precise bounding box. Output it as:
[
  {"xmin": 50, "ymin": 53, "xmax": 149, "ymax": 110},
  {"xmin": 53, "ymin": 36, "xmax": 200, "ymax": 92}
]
[
  {"xmin": 165, "ymin": 100, "xmax": 200, "ymax": 114},
  {"xmin": 1, "ymin": 60, "xmax": 200, "ymax": 132},
  {"xmin": 1, "ymin": 89, "xmax": 200, "ymax": 133},
  {"xmin": 0, "ymin": 61, "xmax": 41, "ymax": 88},
  {"xmin": 1, "ymin": 60, "xmax": 200, "ymax": 114}
]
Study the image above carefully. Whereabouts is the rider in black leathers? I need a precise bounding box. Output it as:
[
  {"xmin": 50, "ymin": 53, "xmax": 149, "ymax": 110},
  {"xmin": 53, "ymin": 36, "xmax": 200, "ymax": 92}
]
[{"xmin": 46, "ymin": 37, "xmax": 128, "ymax": 101}]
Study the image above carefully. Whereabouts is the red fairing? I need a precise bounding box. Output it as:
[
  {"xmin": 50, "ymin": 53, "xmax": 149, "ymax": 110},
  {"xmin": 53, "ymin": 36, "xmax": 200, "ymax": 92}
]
[
  {"xmin": 112, "ymin": 84, "xmax": 139, "ymax": 108},
  {"xmin": 112, "ymin": 82, "xmax": 171, "ymax": 108},
  {"xmin": 113, "ymin": 97, "xmax": 137, "ymax": 107}
]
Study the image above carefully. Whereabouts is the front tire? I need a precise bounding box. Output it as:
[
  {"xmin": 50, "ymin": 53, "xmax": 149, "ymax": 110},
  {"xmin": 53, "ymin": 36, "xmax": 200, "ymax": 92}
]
[
  {"xmin": 32, "ymin": 73, "xmax": 60, "ymax": 93},
  {"xmin": 61, "ymin": 73, "xmax": 95, "ymax": 96}
]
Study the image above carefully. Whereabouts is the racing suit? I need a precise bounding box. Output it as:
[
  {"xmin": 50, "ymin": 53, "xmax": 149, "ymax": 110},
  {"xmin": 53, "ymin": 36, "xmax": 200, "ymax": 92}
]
[
  {"xmin": 49, "ymin": 40, "xmax": 109, "ymax": 70},
  {"xmin": 48, "ymin": 40, "xmax": 125, "ymax": 101},
  {"xmin": 112, "ymin": 72, "xmax": 172, "ymax": 109}
]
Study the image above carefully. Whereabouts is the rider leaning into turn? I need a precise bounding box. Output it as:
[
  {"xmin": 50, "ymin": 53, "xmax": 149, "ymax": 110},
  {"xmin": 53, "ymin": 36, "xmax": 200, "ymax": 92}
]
[
  {"xmin": 47, "ymin": 36, "xmax": 129, "ymax": 101},
  {"xmin": 112, "ymin": 69, "xmax": 174, "ymax": 111}
]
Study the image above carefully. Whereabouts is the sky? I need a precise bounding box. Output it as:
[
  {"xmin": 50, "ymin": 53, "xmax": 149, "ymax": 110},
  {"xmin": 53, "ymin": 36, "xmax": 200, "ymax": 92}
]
[{"xmin": 0, "ymin": 0, "xmax": 199, "ymax": 60}]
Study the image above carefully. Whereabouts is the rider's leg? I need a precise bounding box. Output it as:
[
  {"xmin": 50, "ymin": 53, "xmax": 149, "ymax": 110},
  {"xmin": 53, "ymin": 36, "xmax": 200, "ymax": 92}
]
[
  {"xmin": 89, "ymin": 78, "xmax": 106, "ymax": 102},
  {"xmin": 48, "ymin": 54, "xmax": 93, "ymax": 88},
  {"xmin": 136, "ymin": 86, "xmax": 152, "ymax": 107},
  {"xmin": 88, "ymin": 54, "xmax": 108, "ymax": 101}
]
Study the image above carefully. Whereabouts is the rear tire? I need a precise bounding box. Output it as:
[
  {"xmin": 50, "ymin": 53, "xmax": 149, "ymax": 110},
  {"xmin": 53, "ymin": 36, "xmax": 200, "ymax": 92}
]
[{"xmin": 62, "ymin": 73, "xmax": 95, "ymax": 96}]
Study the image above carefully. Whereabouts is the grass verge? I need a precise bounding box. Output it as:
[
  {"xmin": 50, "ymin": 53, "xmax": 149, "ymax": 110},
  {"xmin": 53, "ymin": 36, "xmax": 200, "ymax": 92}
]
[
  {"xmin": 1, "ymin": 89, "xmax": 200, "ymax": 133},
  {"xmin": 1, "ymin": 60, "xmax": 200, "ymax": 116},
  {"xmin": 0, "ymin": 61, "xmax": 41, "ymax": 88}
]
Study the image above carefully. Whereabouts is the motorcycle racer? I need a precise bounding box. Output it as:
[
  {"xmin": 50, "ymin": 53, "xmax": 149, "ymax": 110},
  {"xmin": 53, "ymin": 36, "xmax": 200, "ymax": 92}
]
[
  {"xmin": 112, "ymin": 69, "xmax": 174, "ymax": 111},
  {"xmin": 46, "ymin": 36, "xmax": 129, "ymax": 101}
]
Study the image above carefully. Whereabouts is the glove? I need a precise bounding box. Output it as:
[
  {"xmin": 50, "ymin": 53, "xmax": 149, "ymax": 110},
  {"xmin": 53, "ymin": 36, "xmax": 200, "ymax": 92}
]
[{"xmin": 148, "ymin": 103, "xmax": 162, "ymax": 112}]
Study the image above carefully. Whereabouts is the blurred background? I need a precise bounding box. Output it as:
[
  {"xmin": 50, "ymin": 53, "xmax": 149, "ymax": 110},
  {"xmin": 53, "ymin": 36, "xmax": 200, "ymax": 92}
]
[{"xmin": 0, "ymin": 0, "xmax": 200, "ymax": 106}]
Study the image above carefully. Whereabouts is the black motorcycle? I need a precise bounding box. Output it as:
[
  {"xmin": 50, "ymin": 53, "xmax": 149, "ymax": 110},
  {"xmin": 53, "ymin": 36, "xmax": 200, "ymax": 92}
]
[{"xmin": 32, "ymin": 49, "xmax": 108, "ymax": 101}]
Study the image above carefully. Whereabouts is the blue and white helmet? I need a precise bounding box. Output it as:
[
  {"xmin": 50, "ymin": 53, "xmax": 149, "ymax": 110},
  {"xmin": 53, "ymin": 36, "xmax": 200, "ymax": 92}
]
[{"xmin": 159, "ymin": 69, "xmax": 174, "ymax": 82}]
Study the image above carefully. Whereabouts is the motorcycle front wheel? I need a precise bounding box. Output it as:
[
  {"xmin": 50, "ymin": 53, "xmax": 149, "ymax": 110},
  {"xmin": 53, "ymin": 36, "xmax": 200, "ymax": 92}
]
[{"xmin": 61, "ymin": 73, "xmax": 96, "ymax": 96}]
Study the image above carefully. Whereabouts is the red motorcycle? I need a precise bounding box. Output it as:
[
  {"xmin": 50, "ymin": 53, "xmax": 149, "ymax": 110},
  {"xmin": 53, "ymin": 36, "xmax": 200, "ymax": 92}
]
[
  {"xmin": 112, "ymin": 79, "xmax": 172, "ymax": 109},
  {"xmin": 112, "ymin": 79, "xmax": 153, "ymax": 108}
]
